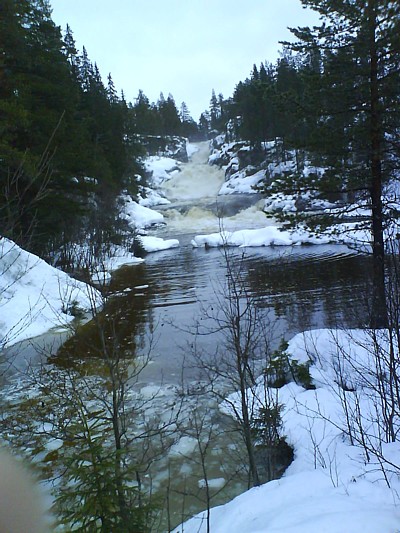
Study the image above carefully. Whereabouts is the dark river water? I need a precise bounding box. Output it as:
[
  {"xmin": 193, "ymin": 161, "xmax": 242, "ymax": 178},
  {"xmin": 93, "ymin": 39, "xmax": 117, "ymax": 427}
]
[
  {"xmin": 104, "ymin": 237, "xmax": 369, "ymax": 386},
  {"xmin": 1, "ymin": 142, "xmax": 373, "ymax": 531}
]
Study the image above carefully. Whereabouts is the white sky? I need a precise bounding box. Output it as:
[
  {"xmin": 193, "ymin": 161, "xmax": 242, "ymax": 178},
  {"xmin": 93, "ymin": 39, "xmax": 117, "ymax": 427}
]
[{"xmin": 50, "ymin": 1, "xmax": 319, "ymax": 121}]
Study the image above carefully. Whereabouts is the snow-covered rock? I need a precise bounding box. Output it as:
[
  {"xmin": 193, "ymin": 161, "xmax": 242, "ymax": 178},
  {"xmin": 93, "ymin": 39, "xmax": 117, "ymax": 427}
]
[
  {"xmin": 144, "ymin": 156, "xmax": 181, "ymax": 186},
  {"xmin": 138, "ymin": 236, "xmax": 179, "ymax": 253},
  {"xmin": 119, "ymin": 195, "xmax": 164, "ymax": 229},
  {"xmin": 191, "ymin": 225, "xmax": 332, "ymax": 248}
]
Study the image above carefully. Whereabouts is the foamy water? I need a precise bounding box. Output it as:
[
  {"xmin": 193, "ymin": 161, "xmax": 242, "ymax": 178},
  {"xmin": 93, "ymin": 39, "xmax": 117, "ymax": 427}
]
[
  {"xmin": 162, "ymin": 142, "xmax": 225, "ymax": 201},
  {"xmin": 156, "ymin": 142, "xmax": 271, "ymax": 236}
]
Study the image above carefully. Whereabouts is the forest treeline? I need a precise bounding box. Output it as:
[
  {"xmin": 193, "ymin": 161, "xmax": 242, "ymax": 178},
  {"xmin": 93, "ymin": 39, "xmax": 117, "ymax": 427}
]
[
  {"xmin": 1, "ymin": 0, "xmax": 399, "ymax": 261},
  {"xmin": 0, "ymin": 0, "xmax": 201, "ymax": 254}
]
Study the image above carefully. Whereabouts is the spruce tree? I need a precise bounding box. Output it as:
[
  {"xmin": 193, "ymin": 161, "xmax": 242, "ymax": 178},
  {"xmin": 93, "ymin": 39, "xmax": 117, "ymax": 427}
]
[
  {"xmin": 158, "ymin": 93, "xmax": 181, "ymax": 135},
  {"xmin": 277, "ymin": 0, "xmax": 400, "ymax": 324}
]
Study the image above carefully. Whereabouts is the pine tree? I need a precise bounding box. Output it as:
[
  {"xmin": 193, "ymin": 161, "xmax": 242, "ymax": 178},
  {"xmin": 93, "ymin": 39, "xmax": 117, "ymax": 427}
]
[
  {"xmin": 180, "ymin": 102, "xmax": 198, "ymax": 139},
  {"xmin": 158, "ymin": 93, "xmax": 181, "ymax": 135},
  {"xmin": 180, "ymin": 101, "xmax": 191, "ymax": 123},
  {"xmin": 106, "ymin": 72, "xmax": 118, "ymax": 104},
  {"xmin": 133, "ymin": 90, "xmax": 159, "ymax": 134},
  {"xmin": 198, "ymin": 111, "xmax": 211, "ymax": 139},
  {"xmin": 209, "ymin": 89, "xmax": 220, "ymax": 130},
  {"xmin": 278, "ymin": 0, "xmax": 400, "ymax": 324},
  {"xmin": 62, "ymin": 23, "xmax": 80, "ymax": 80},
  {"xmin": 0, "ymin": 1, "xmax": 144, "ymax": 252},
  {"xmin": 78, "ymin": 45, "xmax": 93, "ymax": 92}
]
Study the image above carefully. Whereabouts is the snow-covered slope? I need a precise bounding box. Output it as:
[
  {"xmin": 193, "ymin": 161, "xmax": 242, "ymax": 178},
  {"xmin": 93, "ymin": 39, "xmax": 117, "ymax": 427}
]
[
  {"xmin": 174, "ymin": 328, "xmax": 400, "ymax": 533},
  {"xmin": 0, "ymin": 238, "xmax": 101, "ymax": 348}
]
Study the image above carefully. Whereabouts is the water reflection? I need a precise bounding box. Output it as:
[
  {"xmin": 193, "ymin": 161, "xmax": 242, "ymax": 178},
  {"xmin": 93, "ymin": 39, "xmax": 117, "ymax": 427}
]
[
  {"xmin": 55, "ymin": 242, "xmax": 370, "ymax": 385},
  {"xmin": 55, "ymin": 262, "xmax": 153, "ymax": 368},
  {"xmin": 245, "ymin": 246, "xmax": 371, "ymax": 334}
]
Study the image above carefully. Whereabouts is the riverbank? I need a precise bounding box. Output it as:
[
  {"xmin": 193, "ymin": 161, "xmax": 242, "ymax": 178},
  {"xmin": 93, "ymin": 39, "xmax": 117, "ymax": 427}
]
[
  {"xmin": 174, "ymin": 328, "xmax": 400, "ymax": 533},
  {"xmin": 2, "ymin": 140, "xmax": 400, "ymax": 532}
]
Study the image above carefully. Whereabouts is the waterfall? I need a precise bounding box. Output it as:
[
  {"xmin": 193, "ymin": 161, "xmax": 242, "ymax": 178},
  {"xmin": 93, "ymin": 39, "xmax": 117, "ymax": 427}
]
[{"xmin": 155, "ymin": 142, "xmax": 267, "ymax": 236}]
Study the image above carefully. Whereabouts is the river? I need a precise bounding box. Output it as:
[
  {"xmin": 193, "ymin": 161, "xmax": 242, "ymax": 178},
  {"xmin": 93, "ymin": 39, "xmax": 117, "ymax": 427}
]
[
  {"xmin": 93, "ymin": 142, "xmax": 369, "ymax": 529},
  {"xmin": 110, "ymin": 142, "xmax": 369, "ymax": 385},
  {"xmin": 2, "ymin": 141, "xmax": 372, "ymax": 531}
]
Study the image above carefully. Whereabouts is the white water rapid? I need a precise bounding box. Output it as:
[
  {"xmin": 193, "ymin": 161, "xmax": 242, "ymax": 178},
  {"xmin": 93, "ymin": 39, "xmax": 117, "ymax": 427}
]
[
  {"xmin": 155, "ymin": 142, "xmax": 268, "ymax": 237},
  {"xmin": 163, "ymin": 142, "xmax": 225, "ymax": 200}
]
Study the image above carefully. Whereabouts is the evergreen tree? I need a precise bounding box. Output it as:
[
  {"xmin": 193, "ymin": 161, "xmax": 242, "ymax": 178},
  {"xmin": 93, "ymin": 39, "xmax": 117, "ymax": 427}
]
[
  {"xmin": 180, "ymin": 102, "xmax": 198, "ymax": 139},
  {"xmin": 0, "ymin": 0, "xmax": 31, "ymax": 167},
  {"xmin": 0, "ymin": 0, "xmax": 83, "ymax": 246},
  {"xmin": 62, "ymin": 23, "xmax": 80, "ymax": 79},
  {"xmin": 133, "ymin": 90, "xmax": 159, "ymax": 135},
  {"xmin": 180, "ymin": 101, "xmax": 191, "ymax": 123},
  {"xmin": 78, "ymin": 45, "xmax": 93, "ymax": 92},
  {"xmin": 233, "ymin": 63, "xmax": 278, "ymax": 144},
  {"xmin": 198, "ymin": 111, "xmax": 211, "ymax": 139},
  {"xmin": 0, "ymin": 1, "xmax": 143, "ymax": 252},
  {"xmin": 277, "ymin": 0, "xmax": 400, "ymax": 323},
  {"xmin": 209, "ymin": 88, "xmax": 220, "ymax": 130},
  {"xmin": 158, "ymin": 93, "xmax": 181, "ymax": 135}
]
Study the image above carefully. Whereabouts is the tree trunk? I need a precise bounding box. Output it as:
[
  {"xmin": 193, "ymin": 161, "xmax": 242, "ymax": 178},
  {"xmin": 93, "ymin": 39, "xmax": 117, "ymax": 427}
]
[{"xmin": 368, "ymin": 0, "xmax": 387, "ymax": 327}]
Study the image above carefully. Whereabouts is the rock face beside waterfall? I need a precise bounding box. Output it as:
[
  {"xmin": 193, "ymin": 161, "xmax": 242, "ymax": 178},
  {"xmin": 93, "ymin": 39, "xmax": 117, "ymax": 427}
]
[
  {"xmin": 208, "ymin": 136, "xmax": 270, "ymax": 195},
  {"xmin": 206, "ymin": 134, "xmax": 339, "ymax": 208}
]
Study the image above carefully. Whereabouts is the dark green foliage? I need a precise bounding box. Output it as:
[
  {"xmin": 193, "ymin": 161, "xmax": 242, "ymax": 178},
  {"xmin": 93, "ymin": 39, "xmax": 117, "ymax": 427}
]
[
  {"xmin": 223, "ymin": 0, "xmax": 400, "ymax": 325},
  {"xmin": 131, "ymin": 90, "xmax": 200, "ymax": 140},
  {"xmin": 290, "ymin": 358, "xmax": 314, "ymax": 390},
  {"xmin": 253, "ymin": 403, "xmax": 283, "ymax": 446},
  {"xmin": 55, "ymin": 417, "xmax": 151, "ymax": 532},
  {"xmin": 283, "ymin": 0, "xmax": 400, "ymax": 326},
  {"xmin": 229, "ymin": 56, "xmax": 306, "ymax": 146},
  {"xmin": 264, "ymin": 339, "xmax": 313, "ymax": 389},
  {"xmin": 180, "ymin": 101, "xmax": 199, "ymax": 139},
  {"xmin": 0, "ymin": 0, "xmax": 143, "ymax": 254},
  {"xmin": 252, "ymin": 402, "xmax": 294, "ymax": 482}
]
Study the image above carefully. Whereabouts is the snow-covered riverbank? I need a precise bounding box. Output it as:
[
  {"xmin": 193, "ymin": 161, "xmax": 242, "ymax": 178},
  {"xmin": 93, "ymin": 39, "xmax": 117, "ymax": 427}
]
[
  {"xmin": 0, "ymin": 239, "xmax": 101, "ymax": 348},
  {"xmin": 2, "ymin": 139, "xmax": 400, "ymax": 532},
  {"xmin": 174, "ymin": 328, "xmax": 400, "ymax": 533}
]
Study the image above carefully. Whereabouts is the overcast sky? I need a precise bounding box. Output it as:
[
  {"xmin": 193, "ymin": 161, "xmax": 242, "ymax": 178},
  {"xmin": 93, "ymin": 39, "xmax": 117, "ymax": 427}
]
[{"xmin": 50, "ymin": 1, "xmax": 319, "ymax": 121}]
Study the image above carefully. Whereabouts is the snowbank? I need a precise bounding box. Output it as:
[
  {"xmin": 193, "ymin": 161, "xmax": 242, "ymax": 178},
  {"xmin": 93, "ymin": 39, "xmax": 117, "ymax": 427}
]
[
  {"xmin": 138, "ymin": 187, "xmax": 171, "ymax": 208},
  {"xmin": 90, "ymin": 250, "xmax": 144, "ymax": 284},
  {"xmin": 120, "ymin": 195, "xmax": 164, "ymax": 229},
  {"xmin": 175, "ymin": 328, "xmax": 400, "ymax": 533},
  {"xmin": 144, "ymin": 156, "xmax": 181, "ymax": 186},
  {"xmin": 191, "ymin": 224, "xmax": 368, "ymax": 248},
  {"xmin": 174, "ymin": 467, "xmax": 400, "ymax": 533},
  {"xmin": 219, "ymin": 168, "xmax": 266, "ymax": 195},
  {"xmin": 138, "ymin": 236, "xmax": 179, "ymax": 253},
  {"xmin": 0, "ymin": 238, "xmax": 101, "ymax": 348}
]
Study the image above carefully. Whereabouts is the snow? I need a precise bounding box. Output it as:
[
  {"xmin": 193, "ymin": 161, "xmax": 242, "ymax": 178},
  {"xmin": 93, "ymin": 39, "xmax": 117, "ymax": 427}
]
[
  {"xmin": 138, "ymin": 235, "xmax": 179, "ymax": 253},
  {"xmin": 144, "ymin": 156, "xmax": 181, "ymax": 186},
  {"xmin": 191, "ymin": 223, "xmax": 369, "ymax": 249},
  {"xmin": 120, "ymin": 194, "xmax": 165, "ymax": 229},
  {"xmin": 0, "ymin": 156, "xmax": 184, "ymax": 347},
  {"xmin": 90, "ymin": 250, "xmax": 144, "ymax": 285},
  {"xmin": 0, "ymin": 238, "xmax": 101, "ymax": 348},
  {"xmin": 219, "ymin": 168, "xmax": 266, "ymax": 195},
  {"xmin": 174, "ymin": 328, "xmax": 400, "ymax": 533},
  {"xmin": 138, "ymin": 187, "xmax": 171, "ymax": 208},
  {"xmin": 4, "ymin": 140, "xmax": 400, "ymax": 531},
  {"xmin": 176, "ymin": 469, "xmax": 400, "ymax": 533}
]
